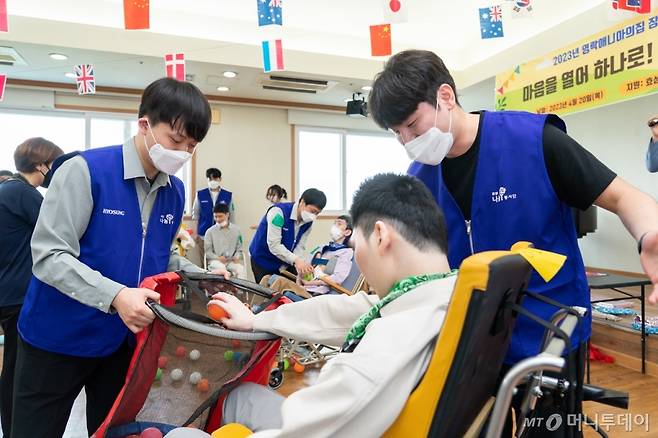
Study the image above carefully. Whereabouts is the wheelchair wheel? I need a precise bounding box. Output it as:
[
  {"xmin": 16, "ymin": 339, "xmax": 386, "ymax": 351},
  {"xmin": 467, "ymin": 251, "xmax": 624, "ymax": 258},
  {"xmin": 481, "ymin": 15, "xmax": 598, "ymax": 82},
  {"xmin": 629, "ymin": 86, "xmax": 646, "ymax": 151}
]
[{"xmin": 269, "ymin": 367, "xmax": 284, "ymax": 389}]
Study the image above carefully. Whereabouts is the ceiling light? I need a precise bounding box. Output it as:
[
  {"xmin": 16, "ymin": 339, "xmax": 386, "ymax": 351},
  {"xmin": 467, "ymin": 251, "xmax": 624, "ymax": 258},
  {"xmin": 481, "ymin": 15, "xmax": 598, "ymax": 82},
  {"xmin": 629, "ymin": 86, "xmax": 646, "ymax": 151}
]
[
  {"xmin": 217, "ymin": 86, "xmax": 230, "ymax": 92},
  {"xmin": 361, "ymin": 85, "xmax": 372, "ymax": 91},
  {"xmin": 65, "ymin": 72, "xmax": 76, "ymax": 79},
  {"xmin": 49, "ymin": 53, "xmax": 68, "ymax": 61},
  {"xmin": 223, "ymin": 71, "xmax": 237, "ymax": 78}
]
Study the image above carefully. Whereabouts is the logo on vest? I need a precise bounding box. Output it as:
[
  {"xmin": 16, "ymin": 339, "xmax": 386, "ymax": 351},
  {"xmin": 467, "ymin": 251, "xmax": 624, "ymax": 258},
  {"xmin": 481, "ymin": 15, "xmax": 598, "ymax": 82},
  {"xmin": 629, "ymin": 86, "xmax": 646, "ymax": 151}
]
[
  {"xmin": 491, "ymin": 186, "xmax": 517, "ymax": 203},
  {"xmin": 160, "ymin": 213, "xmax": 175, "ymax": 225},
  {"xmin": 102, "ymin": 208, "xmax": 125, "ymax": 216}
]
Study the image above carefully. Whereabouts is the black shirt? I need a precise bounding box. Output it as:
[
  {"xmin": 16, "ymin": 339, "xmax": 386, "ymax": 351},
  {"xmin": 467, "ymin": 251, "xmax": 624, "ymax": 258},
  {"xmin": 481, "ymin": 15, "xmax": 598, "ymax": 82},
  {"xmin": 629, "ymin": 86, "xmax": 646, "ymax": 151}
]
[
  {"xmin": 0, "ymin": 175, "xmax": 43, "ymax": 306},
  {"xmin": 441, "ymin": 112, "xmax": 617, "ymax": 220}
]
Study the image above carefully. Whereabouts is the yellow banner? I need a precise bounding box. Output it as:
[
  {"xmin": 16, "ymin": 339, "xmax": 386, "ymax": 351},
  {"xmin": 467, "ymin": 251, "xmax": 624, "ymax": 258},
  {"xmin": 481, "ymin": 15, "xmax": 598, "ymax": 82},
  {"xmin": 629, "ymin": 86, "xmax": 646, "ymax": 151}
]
[{"xmin": 495, "ymin": 7, "xmax": 658, "ymax": 115}]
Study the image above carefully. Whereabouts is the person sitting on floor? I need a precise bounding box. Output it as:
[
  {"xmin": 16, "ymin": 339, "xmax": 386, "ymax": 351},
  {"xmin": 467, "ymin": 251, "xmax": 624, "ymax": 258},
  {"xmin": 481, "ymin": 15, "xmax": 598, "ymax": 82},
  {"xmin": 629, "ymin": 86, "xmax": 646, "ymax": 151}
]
[
  {"xmin": 261, "ymin": 215, "xmax": 354, "ymax": 300},
  {"xmin": 164, "ymin": 173, "xmax": 457, "ymax": 437},
  {"xmin": 204, "ymin": 203, "xmax": 246, "ymax": 279}
]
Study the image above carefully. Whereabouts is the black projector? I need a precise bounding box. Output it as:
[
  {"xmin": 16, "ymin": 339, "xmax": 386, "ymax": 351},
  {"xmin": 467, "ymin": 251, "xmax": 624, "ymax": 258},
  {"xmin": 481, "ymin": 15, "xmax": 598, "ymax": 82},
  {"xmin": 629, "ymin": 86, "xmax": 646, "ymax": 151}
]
[{"xmin": 346, "ymin": 95, "xmax": 368, "ymax": 118}]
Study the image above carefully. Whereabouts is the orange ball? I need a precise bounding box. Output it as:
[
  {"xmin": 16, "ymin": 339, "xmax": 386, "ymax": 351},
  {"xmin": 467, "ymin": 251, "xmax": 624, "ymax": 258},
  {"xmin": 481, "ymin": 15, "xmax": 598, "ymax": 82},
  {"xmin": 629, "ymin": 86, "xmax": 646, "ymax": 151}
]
[
  {"xmin": 197, "ymin": 378, "xmax": 210, "ymax": 392},
  {"xmin": 231, "ymin": 339, "xmax": 241, "ymax": 349},
  {"xmin": 208, "ymin": 303, "xmax": 228, "ymax": 321},
  {"xmin": 175, "ymin": 346, "xmax": 186, "ymax": 358},
  {"xmin": 293, "ymin": 362, "xmax": 305, "ymax": 373}
]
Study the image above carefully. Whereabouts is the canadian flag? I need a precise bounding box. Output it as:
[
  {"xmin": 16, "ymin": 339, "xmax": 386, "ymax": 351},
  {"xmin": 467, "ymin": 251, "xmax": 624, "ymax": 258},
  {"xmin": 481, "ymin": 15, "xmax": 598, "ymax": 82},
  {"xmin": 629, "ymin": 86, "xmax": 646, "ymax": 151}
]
[
  {"xmin": 383, "ymin": 0, "xmax": 407, "ymax": 23},
  {"xmin": 164, "ymin": 53, "xmax": 186, "ymax": 81}
]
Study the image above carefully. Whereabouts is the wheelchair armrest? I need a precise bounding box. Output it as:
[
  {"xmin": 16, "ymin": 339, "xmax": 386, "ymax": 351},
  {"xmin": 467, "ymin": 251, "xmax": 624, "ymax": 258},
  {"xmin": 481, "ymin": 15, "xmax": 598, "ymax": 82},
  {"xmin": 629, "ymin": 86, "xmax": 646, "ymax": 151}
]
[{"xmin": 582, "ymin": 383, "xmax": 629, "ymax": 410}]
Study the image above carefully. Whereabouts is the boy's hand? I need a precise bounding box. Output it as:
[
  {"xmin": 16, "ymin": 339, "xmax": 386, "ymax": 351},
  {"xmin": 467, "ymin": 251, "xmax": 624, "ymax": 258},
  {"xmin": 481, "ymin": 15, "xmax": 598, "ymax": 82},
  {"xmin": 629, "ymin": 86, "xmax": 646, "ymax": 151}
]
[
  {"xmin": 210, "ymin": 268, "xmax": 231, "ymax": 279},
  {"xmin": 209, "ymin": 292, "xmax": 255, "ymax": 331},
  {"xmin": 112, "ymin": 287, "xmax": 161, "ymax": 333}
]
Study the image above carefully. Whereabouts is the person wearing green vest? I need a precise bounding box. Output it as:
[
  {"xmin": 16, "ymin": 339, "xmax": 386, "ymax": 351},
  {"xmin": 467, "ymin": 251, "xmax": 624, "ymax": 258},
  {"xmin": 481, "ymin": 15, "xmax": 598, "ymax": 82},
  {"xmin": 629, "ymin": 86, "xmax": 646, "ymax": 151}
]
[{"xmin": 164, "ymin": 173, "xmax": 457, "ymax": 437}]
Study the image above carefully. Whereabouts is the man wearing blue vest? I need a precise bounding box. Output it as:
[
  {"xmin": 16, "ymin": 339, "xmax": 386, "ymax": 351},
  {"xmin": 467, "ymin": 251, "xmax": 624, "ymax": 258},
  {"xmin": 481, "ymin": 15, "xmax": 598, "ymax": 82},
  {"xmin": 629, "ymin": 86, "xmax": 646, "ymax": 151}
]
[
  {"xmin": 11, "ymin": 78, "xmax": 221, "ymax": 438},
  {"xmin": 193, "ymin": 167, "xmax": 235, "ymax": 235},
  {"xmin": 249, "ymin": 188, "xmax": 326, "ymax": 283},
  {"xmin": 368, "ymin": 50, "xmax": 658, "ymax": 437}
]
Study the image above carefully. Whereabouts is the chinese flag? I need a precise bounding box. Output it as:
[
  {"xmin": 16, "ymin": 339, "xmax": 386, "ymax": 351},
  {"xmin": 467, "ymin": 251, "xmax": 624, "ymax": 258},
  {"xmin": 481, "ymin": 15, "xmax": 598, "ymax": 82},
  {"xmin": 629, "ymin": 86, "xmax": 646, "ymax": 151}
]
[
  {"xmin": 370, "ymin": 24, "xmax": 392, "ymax": 57},
  {"xmin": 0, "ymin": 0, "xmax": 8, "ymax": 33},
  {"xmin": 124, "ymin": 0, "xmax": 149, "ymax": 30}
]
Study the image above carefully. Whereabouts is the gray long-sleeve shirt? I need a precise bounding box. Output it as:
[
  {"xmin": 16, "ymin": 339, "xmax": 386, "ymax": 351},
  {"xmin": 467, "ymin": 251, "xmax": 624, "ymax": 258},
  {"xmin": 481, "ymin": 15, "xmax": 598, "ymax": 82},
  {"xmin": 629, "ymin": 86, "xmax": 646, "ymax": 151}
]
[
  {"xmin": 204, "ymin": 223, "xmax": 244, "ymax": 262},
  {"xmin": 31, "ymin": 139, "xmax": 204, "ymax": 314},
  {"xmin": 646, "ymin": 138, "xmax": 658, "ymax": 173},
  {"xmin": 265, "ymin": 202, "xmax": 311, "ymax": 266}
]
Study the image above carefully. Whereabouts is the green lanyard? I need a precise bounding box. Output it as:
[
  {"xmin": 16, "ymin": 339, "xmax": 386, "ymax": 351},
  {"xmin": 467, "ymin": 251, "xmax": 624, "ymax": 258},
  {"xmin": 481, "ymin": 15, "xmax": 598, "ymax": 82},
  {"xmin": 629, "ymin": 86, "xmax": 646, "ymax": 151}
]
[{"xmin": 342, "ymin": 270, "xmax": 458, "ymax": 352}]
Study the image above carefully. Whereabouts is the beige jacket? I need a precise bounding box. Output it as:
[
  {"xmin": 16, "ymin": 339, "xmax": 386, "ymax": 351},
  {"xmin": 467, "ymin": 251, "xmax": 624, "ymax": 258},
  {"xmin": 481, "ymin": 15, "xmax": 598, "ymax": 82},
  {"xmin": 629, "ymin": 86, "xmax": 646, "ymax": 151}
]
[{"xmin": 251, "ymin": 275, "xmax": 457, "ymax": 438}]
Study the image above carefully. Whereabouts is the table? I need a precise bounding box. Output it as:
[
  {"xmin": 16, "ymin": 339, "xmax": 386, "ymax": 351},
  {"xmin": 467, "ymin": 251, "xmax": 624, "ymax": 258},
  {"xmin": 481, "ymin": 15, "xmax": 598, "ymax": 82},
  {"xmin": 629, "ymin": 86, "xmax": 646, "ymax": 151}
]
[{"xmin": 587, "ymin": 273, "xmax": 651, "ymax": 382}]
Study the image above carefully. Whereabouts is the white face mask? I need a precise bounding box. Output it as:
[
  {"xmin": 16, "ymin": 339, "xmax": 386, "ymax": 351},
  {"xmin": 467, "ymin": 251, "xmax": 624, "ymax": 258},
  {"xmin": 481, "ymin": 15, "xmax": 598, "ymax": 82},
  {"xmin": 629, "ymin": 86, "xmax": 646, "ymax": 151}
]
[
  {"xmin": 301, "ymin": 210, "xmax": 317, "ymax": 223},
  {"xmin": 208, "ymin": 180, "xmax": 221, "ymax": 190},
  {"xmin": 401, "ymin": 105, "xmax": 453, "ymax": 166},
  {"xmin": 143, "ymin": 122, "xmax": 192, "ymax": 175},
  {"xmin": 330, "ymin": 225, "xmax": 344, "ymax": 241}
]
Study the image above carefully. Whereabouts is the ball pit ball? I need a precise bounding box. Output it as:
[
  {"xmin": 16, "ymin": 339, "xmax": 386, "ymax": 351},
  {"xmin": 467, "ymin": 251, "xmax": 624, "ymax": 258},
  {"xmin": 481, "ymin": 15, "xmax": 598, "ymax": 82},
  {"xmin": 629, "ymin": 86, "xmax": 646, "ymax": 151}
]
[
  {"xmin": 154, "ymin": 368, "xmax": 163, "ymax": 381},
  {"xmin": 189, "ymin": 349, "xmax": 201, "ymax": 361},
  {"xmin": 140, "ymin": 427, "xmax": 163, "ymax": 438},
  {"xmin": 170, "ymin": 368, "xmax": 184, "ymax": 382},
  {"xmin": 231, "ymin": 339, "xmax": 241, "ymax": 349},
  {"xmin": 208, "ymin": 303, "xmax": 228, "ymax": 321},
  {"xmin": 283, "ymin": 359, "xmax": 290, "ymax": 370},
  {"xmin": 232, "ymin": 351, "xmax": 243, "ymax": 363},
  {"xmin": 224, "ymin": 350, "xmax": 234, "ymax": 361},
  {"xmin": 293, "ymin": 362, "xmax": 305, "ymax": 373},
  {"xmin": 175, "ymin": 346, "xmax": 186, "ymax": 358},
  {"xmin": 197, "ymin": 378, "xmax": 210, "ymax": 392},
  {"xmin": 189, "ymin": 371, "xmax": 202, "ymax": 385},
  {"xmin": 157, "ymin": 356, "xmax": 168, "ymax": 369}
]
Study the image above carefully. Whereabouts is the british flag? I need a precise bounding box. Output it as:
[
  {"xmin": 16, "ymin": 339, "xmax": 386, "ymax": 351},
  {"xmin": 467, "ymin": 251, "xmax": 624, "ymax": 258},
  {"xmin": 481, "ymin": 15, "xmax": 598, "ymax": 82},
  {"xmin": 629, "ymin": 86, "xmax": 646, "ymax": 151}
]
[
  {"xmin": 74, "ymin": 64, "xmax": 95, "ymax": 95},
  {"xmin": 489, "ymin": 5, "xmax": 503, "ymax": 22}
]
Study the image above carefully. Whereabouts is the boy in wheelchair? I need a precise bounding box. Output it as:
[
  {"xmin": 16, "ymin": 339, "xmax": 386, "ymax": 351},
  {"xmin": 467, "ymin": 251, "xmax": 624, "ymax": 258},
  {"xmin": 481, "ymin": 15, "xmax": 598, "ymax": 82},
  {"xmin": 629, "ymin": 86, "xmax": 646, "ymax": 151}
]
[
  {"xmin": 167, "ymin": 173, "xmax": 458, "ymax": 436},
  {"xmin": 261, "ymin": 215, "xmax": 354, "ymax": 301},
  {"xmin": 204, "ymin": 203, "xmax": 247, "ymax": 279}
]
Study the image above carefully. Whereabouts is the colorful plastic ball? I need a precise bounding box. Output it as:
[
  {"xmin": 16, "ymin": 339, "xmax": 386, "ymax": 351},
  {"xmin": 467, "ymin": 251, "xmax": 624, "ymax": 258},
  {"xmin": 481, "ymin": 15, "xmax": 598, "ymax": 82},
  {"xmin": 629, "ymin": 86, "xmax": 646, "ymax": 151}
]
[
  {"xmin": 189, "ymin": 371, "xmax": 202, "ymax": 385},
  {"xmin": 154, "ymin": 368, "xmax": 163, "ymax": 381},
  {"xmin": 140, "ymin": 427, "xmax": 163, "ymax": 438},
  {"xmin": 189, "ymin": 349, "xmax": 201, "ymax": 361},
  {"xmin": 293, "ymin": 362, "xmax": 305, "ymax": 373},
  {"xmin": 283, "ymin": 359, "xmax": 290, "ymax": 370},
  {"xmin": 175, "ymin": 346, "xmax": 186, "ymax": 358},
  {"xmin": 170, "ymin": 368, "xmax": 184, "ymax": 382},
  {"xmin": 157, "ymin": 356, "xmax": 168, "ymax": 369},
  {"xmin": 232, "ymin": 352, "xmax": 243, "ymax": 363},
  {"xmin": 197, "ymin": 378, "xmax": 210, "ymax": 392},
  {"xmin": 231, "ymin": 339, "xmax": 241, "ymax": 349},
  {"xmin": 208, "ymin": 303, "xmax": 228, "ymax": 321},
  {"xmin": 224, "ymin": 350, "xmax": 234, "ymax": 361}
]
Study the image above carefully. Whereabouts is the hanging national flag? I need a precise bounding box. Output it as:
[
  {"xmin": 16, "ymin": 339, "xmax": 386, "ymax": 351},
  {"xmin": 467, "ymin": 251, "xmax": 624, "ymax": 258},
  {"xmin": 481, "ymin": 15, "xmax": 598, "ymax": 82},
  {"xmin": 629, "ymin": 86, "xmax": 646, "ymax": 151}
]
[
  {"xmin": 611, "ymin": 0, "xmax": 651, "ymax": 14},
  {"xmin": 164, "ymin": 53, "xmax": 186, "ymax": 81},
  {"xmin": 0, "ymin": 0, "xmax": 8, "ymax": 33},
  {"xmin": 383, "ymin": 0, "xmax": 408, "ymax": 23},
  {"xmin": 74, "ymin": 64, "xmax": 96, "ymax": 95},
  {"xmin": 510, "ymin": 0, "xmax": 533, "ymax": 18},
  {"xmin": 0, "ymin": 74, "xmax": 6, "ymax": 101},
  {"xmin": 261, "ymin": 39, "xmax": 284, "ymax": 73},
  {"xmin": 124, "ymin": 0, "xmax": 149, "ymax": 30},
  {"xmin": 370, "ymin": 24, "xmax": 392, "ymax": 57},
  {"xmin": 479, "ymin": 6, "xmax": 505, "ymax": 39},
  {"xmin": 257, "ymin": 0, "xmax": 282, "ymax": 26}
]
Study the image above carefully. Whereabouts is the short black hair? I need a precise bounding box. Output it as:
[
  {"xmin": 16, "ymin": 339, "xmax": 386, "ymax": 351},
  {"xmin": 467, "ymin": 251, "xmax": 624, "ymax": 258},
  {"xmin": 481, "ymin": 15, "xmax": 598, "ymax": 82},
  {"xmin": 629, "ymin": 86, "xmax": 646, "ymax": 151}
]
[
  {"xmin": 350, "ymin": 173, "xmax": 447, "ymax": 253},
  {"xmin": 300, "ymin": 188, "xmax": 327, "ymax": 210},
  {"xmin": 213, "ymin": 203, "xmax": 230, "ymax": 214},
  {"xmin": 206, "ymin": 168, "xmax": 222, "ymax": 179},
  {"xmin": 368, "ymin": 50, "xmax": 460, "ymax": 130},
  {"xmin": 139, "ymin": 77, "xmax": 211, "ymax": 142},
  {"xmin": 337, "ymin": 214, "xmax": 353, "ymax": 245},
  {"xmin": 267, "ymin": 184, "xmax": 287, "ymax": 200}
]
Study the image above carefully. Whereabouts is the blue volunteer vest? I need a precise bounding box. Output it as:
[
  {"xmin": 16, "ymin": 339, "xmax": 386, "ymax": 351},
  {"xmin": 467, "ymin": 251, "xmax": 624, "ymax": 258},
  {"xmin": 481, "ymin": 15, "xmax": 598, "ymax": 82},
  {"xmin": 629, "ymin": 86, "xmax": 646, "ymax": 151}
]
[
  {"xmin": 249, "ymin": 202, "xmax": 312, "ymax": 272},
  {"xmin": 409, "ymin": 111, "xmax": 591, "ymax": 364},
  {"xmin": 197, "ymin": 187, "xmax": 232, "ymax": 237},
  {"xmin": 18, "ymin": 145, "xmax": 184, "ymax": 357}
]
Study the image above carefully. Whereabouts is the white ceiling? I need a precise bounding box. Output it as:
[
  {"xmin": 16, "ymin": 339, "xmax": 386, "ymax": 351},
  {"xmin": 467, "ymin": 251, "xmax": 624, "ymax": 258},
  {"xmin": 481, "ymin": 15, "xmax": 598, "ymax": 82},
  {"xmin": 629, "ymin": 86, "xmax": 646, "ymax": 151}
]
[{"xmin": 0, "ymin": 0, "xmax": 629, "ymax": 106}]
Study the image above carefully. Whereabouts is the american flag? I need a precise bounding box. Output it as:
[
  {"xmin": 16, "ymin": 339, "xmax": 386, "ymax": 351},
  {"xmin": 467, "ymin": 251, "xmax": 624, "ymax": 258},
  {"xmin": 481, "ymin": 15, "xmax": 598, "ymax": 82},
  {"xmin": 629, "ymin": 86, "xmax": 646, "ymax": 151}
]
[
  {"xmin": 74, "ymin": 64, "xmax": 95, "ymax": 95},
  {"xmin": 164, "ymin": 53, "xmax": 186, "ymax": 81}
]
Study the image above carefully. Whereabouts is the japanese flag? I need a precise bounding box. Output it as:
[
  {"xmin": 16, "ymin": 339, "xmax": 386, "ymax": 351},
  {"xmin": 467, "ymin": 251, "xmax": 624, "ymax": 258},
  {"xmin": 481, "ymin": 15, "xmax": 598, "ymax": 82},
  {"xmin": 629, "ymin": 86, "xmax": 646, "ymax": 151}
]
[{"xmin": 383, "ymin": 0, "xmax": 407, "ymax": 23}]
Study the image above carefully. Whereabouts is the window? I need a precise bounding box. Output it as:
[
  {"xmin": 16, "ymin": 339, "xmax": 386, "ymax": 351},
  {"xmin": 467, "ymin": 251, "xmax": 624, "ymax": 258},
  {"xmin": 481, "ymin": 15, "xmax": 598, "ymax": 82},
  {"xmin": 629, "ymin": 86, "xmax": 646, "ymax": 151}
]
[
  {"xmin": 296, "ymin": 127, "xmax": 410, "ymax": 213},
  {"xmin": 0, "ymin": 109, "xmax": 194, "ymax": 215}
]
